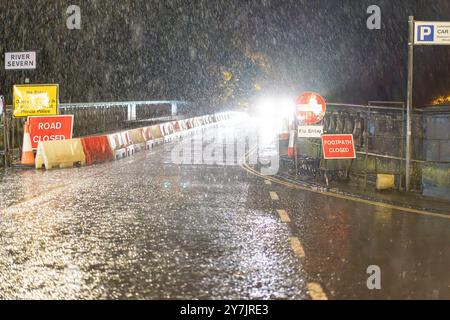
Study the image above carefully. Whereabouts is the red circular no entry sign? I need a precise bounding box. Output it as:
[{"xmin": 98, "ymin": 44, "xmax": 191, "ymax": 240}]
[{"xmin": 295, "ymin": 92, "xmax": 327, "ymax": 124}]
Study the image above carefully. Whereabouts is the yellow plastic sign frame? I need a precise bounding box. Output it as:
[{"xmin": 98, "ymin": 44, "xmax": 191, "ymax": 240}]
[{"xmin": 13, "ymin": 84, "xmax": 59, "ymax": 118}]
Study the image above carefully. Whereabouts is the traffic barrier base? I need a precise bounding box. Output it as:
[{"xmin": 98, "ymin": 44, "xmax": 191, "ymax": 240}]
[
  {"xmin": 114, "ymin": 148, "xmax": 127, "ymax": 159},
  {"xmin": 153, "ymin": 137, "xmax": 164, "ymax": 145},
  {"xmin": 146, "ymin": 140, "xmax": 155, "ymax": 150},
  {"xmin": 164, "ymin": 135, "xmax": 176, "ymax": 143},
  {"xmin": 126, "ymin": 144, "xmax": 136, "ymax": 157},
  {"xmin": 133, "ymin": 142, "xmax": 146, "ymax": 152}
]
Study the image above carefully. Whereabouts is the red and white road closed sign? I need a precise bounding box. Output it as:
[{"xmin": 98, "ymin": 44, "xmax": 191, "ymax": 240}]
[
  {"xmin": 28, "ymin": 115, "xmax": 74, "ymax": 149},
  {"xmin": 321, "ymin": 134, "xmax": 356, "ymax": 159}
]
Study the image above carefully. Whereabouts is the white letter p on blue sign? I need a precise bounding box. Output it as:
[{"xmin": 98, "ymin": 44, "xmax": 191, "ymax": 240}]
[{"xmin": 418, "ymin": 25, "xmax": 434, "ymax": 41}]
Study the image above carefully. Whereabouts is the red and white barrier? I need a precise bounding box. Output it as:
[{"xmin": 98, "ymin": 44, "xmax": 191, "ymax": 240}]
[
  {"xmin": 108, "ymin": 132, "xmax": 127, "ymax": 159},
  {"xmin": 38, "ymin": 112, "xmax": 238, "ymax": 170}
]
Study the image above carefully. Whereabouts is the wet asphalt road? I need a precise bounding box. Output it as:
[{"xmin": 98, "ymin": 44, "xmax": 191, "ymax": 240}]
[{"xmin": 0, "ymin": 119, "xmax": 449, "ymax": 299}]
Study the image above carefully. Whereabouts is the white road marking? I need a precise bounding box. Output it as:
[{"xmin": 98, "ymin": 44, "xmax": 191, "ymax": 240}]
[
  {"xmin": 269, "ymin": 191, "xmax": 279, "ymax": 201},
  {"xmin": 277, "ymin": 209, "xmax": 291, "ymax": 223},
  {"xmin": 308, "ymin": 282, "xmax": 328, "ymax": 300},
  {"xmin": 290, "ymin": 237, "xmax": 305, "ymax": 258}
]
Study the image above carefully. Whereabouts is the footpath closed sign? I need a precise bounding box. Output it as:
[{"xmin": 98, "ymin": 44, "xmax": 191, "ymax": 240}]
[
  {"xmin": 415, "ymin": 21, "xmax": 450, "ymax": 45},
  {"xmin": 28, "ymin": 115, "xmax": 73, "ymax": 150},
  {"xmin": 13, "ymin": 84, "xmax": 59, "ymax": 117},
  {"xmin": 5, "ymin": 51, "xmax": 37, "ymax": 70},
  {"xmin": 322, "ymin": 134, "xmax": 356, "ymax": 159}
]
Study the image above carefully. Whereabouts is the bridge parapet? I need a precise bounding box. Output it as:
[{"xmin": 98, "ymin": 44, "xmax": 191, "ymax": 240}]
[{"xmin": 59, "ymin": 100, "xmax": 190, "ymax": 120}]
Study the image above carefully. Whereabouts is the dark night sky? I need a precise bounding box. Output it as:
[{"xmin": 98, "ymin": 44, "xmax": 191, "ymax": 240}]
[{"xmin": 0, "ymin": 0, "xmax": 449, "ymax": 108}]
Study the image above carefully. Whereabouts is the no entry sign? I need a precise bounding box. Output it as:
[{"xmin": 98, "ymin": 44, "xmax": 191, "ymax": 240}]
[
  {"xmin": 28, "ymin": 115, "xmax": 74, "ymax": 149},
  {"xmin": 295, "ymin": 92, "xmax": 326, "ymax": 124},
  {"xmin": 322, "ymin": 134, "xmax": 356, "ymax": 159}
]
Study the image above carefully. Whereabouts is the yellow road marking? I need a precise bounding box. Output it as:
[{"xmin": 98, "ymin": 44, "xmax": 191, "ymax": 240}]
[
  {"xmin": 265, "ymin": 180, "xmax": 272, "ymax": 185},
  {"xmin": 290, "ymin": 237, "xmax": 305, "ymax": 258},
  {"xmin": 277, "ymin": 209, "xmax": 291, "ymax": 223},
  {"xmin": 239, "ymin": 147, "xmax": 450, "ymax": 220},
  {"xmin": 270, "ymin": 191, "xmax": 279, "ymax": 201},
  {"xmin": 308, "ymin": 282, "xmax": 328, "ymax": 300}
]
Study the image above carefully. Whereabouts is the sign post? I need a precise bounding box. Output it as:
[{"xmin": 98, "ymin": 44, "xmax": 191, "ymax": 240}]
[
  {"xmin": 406, "ymin": 17, "xmax": 450, "ymax": 191},
  {"xmin": 406, "ymin": 16, "xmax": 414, "ymax": 192},
  {"xmin": 294, "ymin": 92, "xmax": 327, "ymax": 175}
]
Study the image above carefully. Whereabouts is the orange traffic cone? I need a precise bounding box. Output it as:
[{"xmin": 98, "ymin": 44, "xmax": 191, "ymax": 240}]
[
  {"xmin": 287, "ymin": 130, "xmax": 295, "ymax": 158},
  {"xmin": 21, "ymin": 122, "xmax": 35, "ymax": 166}
]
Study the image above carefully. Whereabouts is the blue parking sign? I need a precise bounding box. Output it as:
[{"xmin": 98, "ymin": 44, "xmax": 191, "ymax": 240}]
[{"xmin": 417, "ymin": 25, "xmax": 435, "ymax": 42}]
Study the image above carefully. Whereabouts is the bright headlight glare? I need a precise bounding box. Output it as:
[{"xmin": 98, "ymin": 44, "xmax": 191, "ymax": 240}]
[
  {"xmin": 256, "ymin": 98, "xmax": 275, "ymax": 117},
  {"xmin": 280, "ymin": 98, "xmax": 295, "ymax": 118},
  {"xmin": 256, "ymin": 97, "xmax": 293, "ymax": 116}
]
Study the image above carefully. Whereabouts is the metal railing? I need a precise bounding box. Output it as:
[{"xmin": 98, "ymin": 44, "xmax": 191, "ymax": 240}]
[
  {"xmin": 59, "ymin": 100, "xmax": 190, "ymax": 121},
  {"xmin": 298, "ymin": 102, "xmax": 410, "ymax": 189}
]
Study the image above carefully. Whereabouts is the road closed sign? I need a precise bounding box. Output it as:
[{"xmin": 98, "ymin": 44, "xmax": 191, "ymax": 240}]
[
  {"xmin": 28, "ymin": 115, "xmax": 74, "ymax": 150},
  {"xmin": 322, "ymin": 134, "xmax": 356, "ymax": 159}
]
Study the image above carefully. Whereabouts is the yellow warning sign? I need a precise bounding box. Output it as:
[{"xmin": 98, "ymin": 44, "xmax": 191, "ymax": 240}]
[{"xmin": 13, "ymin": 84, "xmax": 59, "ymax": 117}]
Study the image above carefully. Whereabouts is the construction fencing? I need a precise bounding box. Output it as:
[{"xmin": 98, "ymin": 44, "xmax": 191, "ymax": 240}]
[{"xmin": 296, "ymin": 102, "xmax": 427, "ymax": 191}]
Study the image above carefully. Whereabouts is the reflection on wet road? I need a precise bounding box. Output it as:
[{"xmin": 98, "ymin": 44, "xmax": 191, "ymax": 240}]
[{"xmin": 0, "ymin": 120, "xmax": 449, "ymax": 299}]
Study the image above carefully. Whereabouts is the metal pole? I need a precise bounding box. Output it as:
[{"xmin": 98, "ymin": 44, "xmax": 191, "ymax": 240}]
[
  {"xmin": 294, "ymin": 116, "xmax": 299, "ymax": 176},
  {"xmin": 171, "ymin": 102, "xmax": 178, "ymax": 116},
  {"xmin": 406, "ymin": 16, "xmax": 414, "ymax": 192},
  {"xmin": 399, "ymin": 102, "xmax": 405, "ymax": 191},
  {"xmin": 127, "ymin": 103, "xmax": 136, "ymax": 121},
  {"xmin": 11, "ymin": 112, "xmax": 15, "ymax": 161},
  {"xmin": 364, "ymin": 106, "xmax": 370, "ymax": 190}
]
